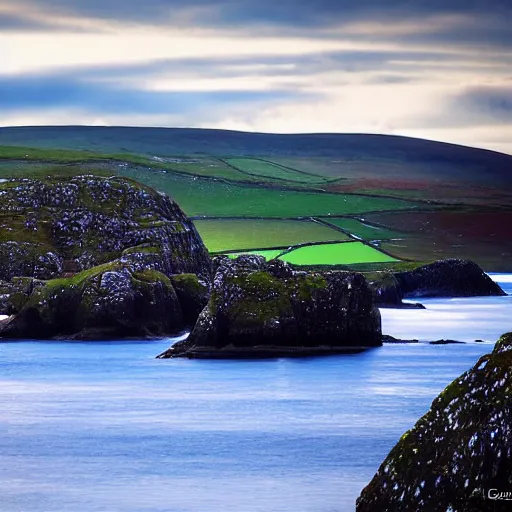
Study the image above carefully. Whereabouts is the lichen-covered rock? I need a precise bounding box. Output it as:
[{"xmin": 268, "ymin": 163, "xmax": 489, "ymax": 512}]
[
  {"xmin": 0, "ymin": 175, "xmax": 211, "ymax": 281},
  {"xmin": 169, "ymin": 273, "xmax": 209, "ymax": 326},
  {"xmin": 357, "ymin": 333, "xmax": 512, "ymax": 512},
  {"xmin": 0, "ymin": 261, "xmax": 184, "ymax": 339},
  {"xmin": 395, "ymin": 259, "xmax": 505, "ymax": 298},
  {"xmin": 158, "ymin": 256, "xmax": 381, "ymax": 358}
]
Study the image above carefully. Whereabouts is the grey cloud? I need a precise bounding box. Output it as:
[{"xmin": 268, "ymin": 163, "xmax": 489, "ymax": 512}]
[
  {"xmin": 0, "ymin": 71, "xmax": 317, "ymax": 116},
  {"xmin": 401, "ymin": 86, "xmax": 512, "ymax": 130},
  {"xmin": 454, "ymin": 86, "xmax": 512, "ymax": 123},
  {"xmin": 0, "ymin": 12, "xmax": 61, "ymax": 30},
  {"xmin": 33, "ymin": 49, "xmax": 480, "ymax": 85},
  {"xmin": 10, "ymin": 0, "xmax": 512, "ymax": 29}
]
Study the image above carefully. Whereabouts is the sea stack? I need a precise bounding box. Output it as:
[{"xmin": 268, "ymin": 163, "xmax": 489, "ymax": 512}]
[{"xmin": 158, "ymin": 255, "xmax": 382, "ymax": 358}]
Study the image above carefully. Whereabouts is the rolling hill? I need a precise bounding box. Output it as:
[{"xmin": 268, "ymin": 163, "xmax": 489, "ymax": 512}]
[{"xmin": 0, "ymin": 126, "xmax": 511, "ymax": 270}]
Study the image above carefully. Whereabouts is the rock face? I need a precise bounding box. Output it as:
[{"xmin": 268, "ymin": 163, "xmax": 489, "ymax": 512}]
[
  {"xmin": 365, "ymin": 259, "xmax": 504, "ymax": 308},
  {"xmin": 357, "ymin": 333, "xmax": 512, "ymax": 512},
  {"xmin": 0, "ymin": 175, "xmax": 211, "ymax": 282},
  {"xmin": 395, "ymin": 259, "xmax": 505, "ymax": 298},
  {"xmin": 0, "ymin": 175, "xmax": 212, "ymax": 338},
  {"xmin": 1, "ymin": 263, "xmax": 183, "ymax": 339},
  {"xmin": 158, "ymin": 255, "xmax": 382, "ymax": 358}
]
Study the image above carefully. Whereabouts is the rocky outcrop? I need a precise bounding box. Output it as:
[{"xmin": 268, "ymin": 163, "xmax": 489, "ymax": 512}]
[
  {"xmin": 0, "ymin": 261, "xmax": 184, "ymax": 339},
  {"xmin": 158, "ymin": 255, "xmax": 382, "ymax": 358},
  {"xmin": 0, "ymin": 175, "xmax": 212, "ymax": 338},
  {"xmin": 0, "ymin": 175, "xmax": 211, "ymax": 282},
  {"xmin": 365, "ymin": 259, "xmax": 504, "ymax": 307},
  {"xmin": 357, "ymin": 333, "xmax": 512, "ymax": 512},
  {"xmin": 395, "ymin": 259, "xmax": 505, "ymax": 298}
]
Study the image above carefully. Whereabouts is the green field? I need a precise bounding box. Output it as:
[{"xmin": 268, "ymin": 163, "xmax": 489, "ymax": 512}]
[
  {"xmin": 320, "ymin": 217, "xmax": 402, "ymax": 241},
  {"xmin": 279, "ymin": 242, "xmax": 398, "ymax": 265},
  {"xmin": 194, "ymin": 219, "xmax": 348, "ymax": 253},
  {"xmin": 118, "ymin": 169, "xmax": 418, "ymax": 218},
  {"xmin": 225, "ymin": 158, "xmax": 324, "ymax": 183}
]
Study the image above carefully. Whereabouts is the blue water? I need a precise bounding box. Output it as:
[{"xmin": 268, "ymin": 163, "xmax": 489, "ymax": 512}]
[{"xmin": 0, "ymin": 276, "xmax": 510, "ymax": 512}]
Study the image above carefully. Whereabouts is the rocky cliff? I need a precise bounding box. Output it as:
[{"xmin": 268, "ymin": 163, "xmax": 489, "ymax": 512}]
[
  {"xmin": 0, "ymin": 175, "xmax": 211, "ymax": 338},
  {"xmin": 357, "ymin": 333, "xmax": 512, "ymax": 512},
  {"xmin": 366, "ymin": 259, "xmax": 504, "ymax": 307},
  {"xmin": 158, "ymin": 255, "xmax": 382, "ymax": 358},
  {"xmin": 395, "ymin": 259, "xmax": 505, "ymax": 298},
  {"xmin": 0, "ymin": 175, "xmax": 211, "ymax": 283}
]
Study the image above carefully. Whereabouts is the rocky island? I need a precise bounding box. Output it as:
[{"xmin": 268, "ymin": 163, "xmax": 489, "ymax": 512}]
[
  {"xmin": 357, "ymin": 332, "xmax": 512, "ymax": 512},
  {"xmin": 0, "ymin": 175, "xmax": 210, "ymax": 339},
  {"xmin": 158, "ymin": 255, "xmax": 383, "ymax": 358},
  {"xmin": 367, "ymin": 259, "xmax": 505, "ymax": 308}
]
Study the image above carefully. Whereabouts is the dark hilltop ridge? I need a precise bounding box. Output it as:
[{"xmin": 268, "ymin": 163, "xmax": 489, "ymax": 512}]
[
  {"xmin": 0, "ymin": 173, "xmax": 505, "ymax": 343},
  {"xmin": 0, "ymin": 175, "xmax": 211, "ymax": 339},
  {"xmin": 0, "ymin": 126, "xmax": 510, "ymax": 170},
  {"xmin": 357, "ymin": 332, "xmax": 512, "ymax": 512},
  {"xmin": 157, "ymin": 255, "xmax": 382, "ymax": 359},
  {"xmin": 1, "ymin": 126, "xmax": 511, "ymax": 189}
]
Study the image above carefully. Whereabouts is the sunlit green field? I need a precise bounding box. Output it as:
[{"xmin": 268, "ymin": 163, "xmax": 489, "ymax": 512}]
[
  {"xmin": 194, "ymin": 218, "xmax": 349, "ymax": 252},
  {"xmin": 279, "ymin": 242, "xmax": 398, "ymax": 265},
  {"xmin": 224, "ymin": 242, "xmax": 398, "ymax": 265}
]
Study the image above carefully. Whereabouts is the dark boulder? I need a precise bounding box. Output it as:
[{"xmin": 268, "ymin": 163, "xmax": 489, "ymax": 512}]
[
  {"xmin": 158, "ymin": 257, "xmax": 382, "ymax": 359},
  {"xmin": 395, "ymin": 259, "xmax": 505, "ymax": 298},
  {"xmin": 357, "ymin": 332, "xmax": 512, "ymax": 512},
  {"xmin": 0, "ymin": 262, "xmax": 184, "ymax": 339}
]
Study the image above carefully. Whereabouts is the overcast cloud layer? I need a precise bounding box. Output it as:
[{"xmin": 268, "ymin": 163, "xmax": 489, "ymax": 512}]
[{"xmin": 1, "ymin": 0, "xmax": 511, "ymax": 153}]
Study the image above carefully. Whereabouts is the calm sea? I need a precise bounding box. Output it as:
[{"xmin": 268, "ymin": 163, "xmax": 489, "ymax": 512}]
[{"xmin": 0, "ymin": 276, "xmax": 510, "ymax": 512}]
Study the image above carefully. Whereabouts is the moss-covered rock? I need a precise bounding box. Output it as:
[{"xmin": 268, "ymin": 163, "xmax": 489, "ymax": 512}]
[
  {"xmin": 0, "ymin": 175, "xmax": 211, "ymax": 281},
  {"xmin": 158, "ymin": 256, "xmax": 382, "ymax": 358},
  {"xmin": 0, "ymin": 175, "xmax": 213, "ymax": 338},
  {"xmin": 395, "ymin": 259, "xmax": 505, "ymax": 298},
  {"xmin": 357, "ymin": 333, "xmax": 512, "ymax": 512},
  {"xmin": 0, "ymin": 261, "xmax": 184, "ymax": 339},
  {"xmin": 169, "ymin": 273, "xmax": 209, "ymax": 326}
]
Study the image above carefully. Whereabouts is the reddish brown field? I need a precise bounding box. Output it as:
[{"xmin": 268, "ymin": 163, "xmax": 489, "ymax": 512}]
[
  {"xmin": 327, "ymin": 179, "xmax": 512, "ymax": 207},
  {"xmin": 366, "ymin": 211, "xmax": 512, "ymax": 271}
]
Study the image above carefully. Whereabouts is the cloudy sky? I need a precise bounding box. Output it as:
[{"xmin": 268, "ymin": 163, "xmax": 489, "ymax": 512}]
[{"xmin": 1, "ymin": 0, "xmax": 512, "ymax": 153}]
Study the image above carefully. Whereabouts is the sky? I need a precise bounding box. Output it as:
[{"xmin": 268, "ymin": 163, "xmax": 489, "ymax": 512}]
[{"xmin": 1, "ymin": 0, "xmax": 512, "ymax": 153}]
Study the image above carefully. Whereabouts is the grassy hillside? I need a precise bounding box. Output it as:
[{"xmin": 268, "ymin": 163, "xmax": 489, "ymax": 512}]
[{"xmin": 0, "ymin": 126, "xmax": 510, "ymax": 270}]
